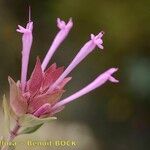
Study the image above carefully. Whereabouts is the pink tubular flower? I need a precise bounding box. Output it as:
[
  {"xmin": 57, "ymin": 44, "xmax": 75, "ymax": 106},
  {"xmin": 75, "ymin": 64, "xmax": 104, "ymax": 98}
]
[
  {"xmin": 51, "ymin": 68, "xmax": 118, "ymax": 111},
  {"xmin": 41, "ymin": 18, "xmax": 73, "ymax": 71},
  {"xmin": 16, "ymin": 21, "xmax": 33, "ymax": 91},
  {"xmin": 9, "ymin": 16, "xmax": 118, "ymax": 119},
  {"xmin": 48, "ymin": 31, "xmax": 104, "ymax": 92}
]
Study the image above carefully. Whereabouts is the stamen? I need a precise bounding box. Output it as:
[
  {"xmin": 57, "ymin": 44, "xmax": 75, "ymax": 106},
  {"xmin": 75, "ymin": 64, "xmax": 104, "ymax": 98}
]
[{"xmin": 29, "ymin": 6, "xmax": 31, "ymax": 22}]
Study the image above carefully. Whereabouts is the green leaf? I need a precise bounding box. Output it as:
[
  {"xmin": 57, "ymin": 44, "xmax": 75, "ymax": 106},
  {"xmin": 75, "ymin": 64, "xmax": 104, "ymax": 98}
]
[
  {"xmin": 19, "ymin": 114, "xmax": 57, "ymax": 127},
  {"xmin": 19, "ymin": 124, "xmax": 43, "ymax": 134},
  {"xmin": 2, "ymin": 95, "xmax": 10, "ymax": 135}
]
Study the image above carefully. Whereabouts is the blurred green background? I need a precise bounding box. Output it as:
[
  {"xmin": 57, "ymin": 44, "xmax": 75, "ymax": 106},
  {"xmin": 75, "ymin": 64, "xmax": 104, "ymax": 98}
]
[{"xmin": 0, "ymin": 0, "xmax": 150, "ymax": 150}]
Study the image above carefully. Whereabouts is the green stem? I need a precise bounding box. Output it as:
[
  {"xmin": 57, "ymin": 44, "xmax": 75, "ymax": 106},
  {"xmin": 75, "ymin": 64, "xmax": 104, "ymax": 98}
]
[{"xmin": 1, "ymin": 122, "xmax": 20, "ymax": 150}]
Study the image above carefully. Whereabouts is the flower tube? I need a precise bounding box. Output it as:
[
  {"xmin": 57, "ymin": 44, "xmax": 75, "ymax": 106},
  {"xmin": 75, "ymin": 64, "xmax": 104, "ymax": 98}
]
[
  {"xmin": 51, "ymin": 68, "xmax": 118, "ymax": 111},
  {"xmin": 17, "ymin": 21, "xmax": 33, "ymax": 91},
  {"xmin": 48, "ymin": 32, "xmax": 104, "ymax": 92},
  {"xmin": 41, "ymin": 18, "xmax": 73, "ymax": 71}
]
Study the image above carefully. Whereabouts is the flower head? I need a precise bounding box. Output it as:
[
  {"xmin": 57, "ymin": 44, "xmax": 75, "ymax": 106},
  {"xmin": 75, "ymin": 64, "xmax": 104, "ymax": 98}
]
[
  {"xmin": 9, "ymin": 58, "xmax": 71, "ymax": 117},
  {"xmin": 9, "ymin": 15, "xmax": 118, "ymax": 119}
]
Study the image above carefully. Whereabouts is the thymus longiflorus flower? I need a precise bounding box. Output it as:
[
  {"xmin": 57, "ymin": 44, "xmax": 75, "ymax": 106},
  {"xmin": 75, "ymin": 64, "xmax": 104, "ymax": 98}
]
[
  {"xmin": 0, "ymin": 10, "xmax": 119, "ymax": 150},
  {"xmin": 16, "ymin": 21, "xmax": 33, "ymax": 92},
  {"xmin": 9, "ymin": 16, "xmax": 118, "ymax": 119}
]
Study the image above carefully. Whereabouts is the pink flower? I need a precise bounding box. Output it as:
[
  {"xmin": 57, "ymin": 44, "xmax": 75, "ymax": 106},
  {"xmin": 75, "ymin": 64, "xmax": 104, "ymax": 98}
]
[
  {"xmin": 41, "ymin": 18, "xmax": 73, "ymax": 71},
  {"xmin": 9, "ymin": 58, "xmax": 71, "ymax": 117},
  {"xmin": 9, "ymin": 16, "xmax": 118, "ymax": 118},
  {"xmin": 16, "ymin": 21, "xmax": 33, "ymax": 92}
]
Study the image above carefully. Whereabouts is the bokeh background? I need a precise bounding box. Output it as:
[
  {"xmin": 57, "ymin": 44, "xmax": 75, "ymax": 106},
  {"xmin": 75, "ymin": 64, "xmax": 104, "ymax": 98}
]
[{"xmin": 0, "ymin": 0, "xmax": 150, "ymax": 150}]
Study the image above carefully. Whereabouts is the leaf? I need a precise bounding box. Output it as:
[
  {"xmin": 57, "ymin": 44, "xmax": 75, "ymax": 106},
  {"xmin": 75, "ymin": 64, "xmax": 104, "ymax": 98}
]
[
  {"xmin": 19, "ymin": 114, "xmax": 57, "ymax": 127},
  {"xmin": 8, "ymin": 77, "xmax": 28, "ymax": 116},
  {"xmin": 44, "ymin": 63, "xmax": 57, "ymax": 76},
  {"xmin": 41, "ymin": 63, "xmax": 57, "ymax": 91},
  {"xmin": 9, "ymin": 106, "xmax": 18, "ymax": 120},
  {"xmin": 2, "ymin": 95, "xmax": 10, "ymax": 135},
  {"xmin": 28, "ymin": 90, "xmax": 65, "ymax": 113},
  {"xmin": 42, "ymin": 65, "xmax": 64, "ymax": 90},
  {"xmin": 19, "ymin": 124, "xmax": 43, "ymax": 134},
  {"xmin": 28, "ymin": 57, "xmax": 43, "ymax": 96},
  {"xmin": 49, "ymin": 66, "xmax": 64, "ymax": 84}
]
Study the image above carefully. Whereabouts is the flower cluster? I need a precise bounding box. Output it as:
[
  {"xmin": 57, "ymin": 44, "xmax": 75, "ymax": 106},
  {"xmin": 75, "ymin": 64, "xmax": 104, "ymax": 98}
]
[{"xmin": 9, "ymin": 15, "xmax": 118, "ymax": 119}]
